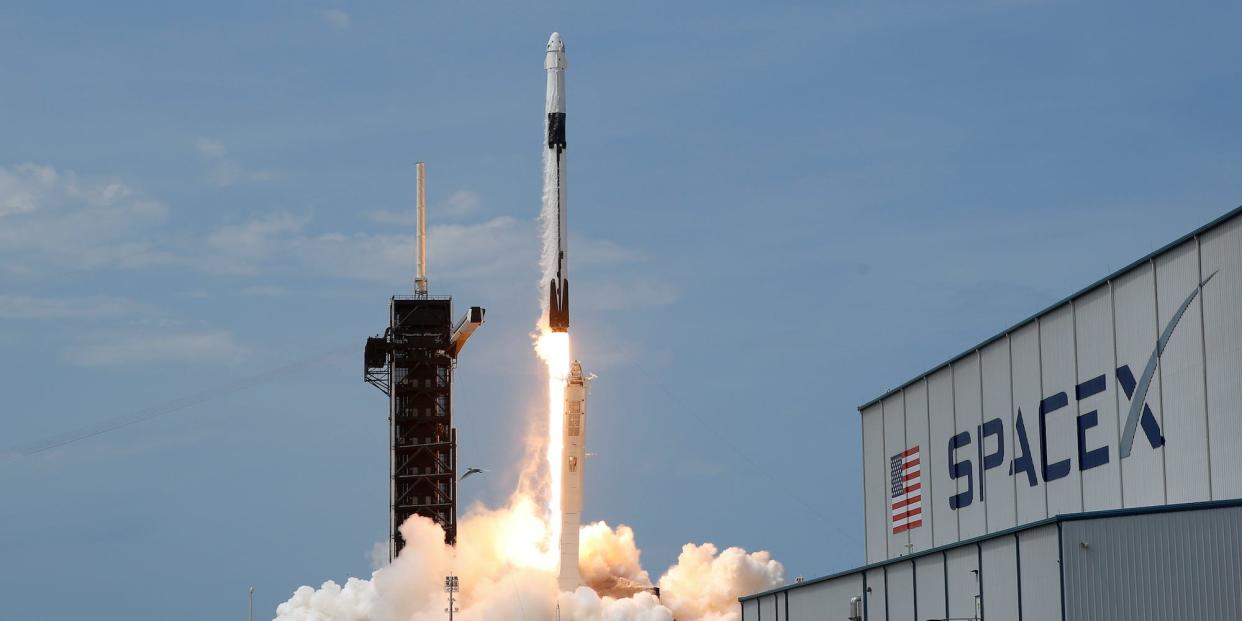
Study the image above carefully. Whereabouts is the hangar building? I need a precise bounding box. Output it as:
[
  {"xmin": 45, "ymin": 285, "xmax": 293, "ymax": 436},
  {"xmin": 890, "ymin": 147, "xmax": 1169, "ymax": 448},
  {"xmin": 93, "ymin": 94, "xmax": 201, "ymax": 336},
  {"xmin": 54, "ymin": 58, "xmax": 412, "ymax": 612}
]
[{"xmin": 742, "ymin": 206, "xmax": 1242, "ymax": 620}]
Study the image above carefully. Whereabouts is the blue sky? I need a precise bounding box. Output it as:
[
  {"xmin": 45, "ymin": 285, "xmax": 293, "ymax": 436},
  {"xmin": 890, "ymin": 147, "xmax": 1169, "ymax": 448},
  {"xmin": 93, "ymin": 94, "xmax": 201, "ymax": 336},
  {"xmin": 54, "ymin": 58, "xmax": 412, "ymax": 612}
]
[{"xmin": 2, "ymin": 1, "xmax": 1241, "ymax": 618}]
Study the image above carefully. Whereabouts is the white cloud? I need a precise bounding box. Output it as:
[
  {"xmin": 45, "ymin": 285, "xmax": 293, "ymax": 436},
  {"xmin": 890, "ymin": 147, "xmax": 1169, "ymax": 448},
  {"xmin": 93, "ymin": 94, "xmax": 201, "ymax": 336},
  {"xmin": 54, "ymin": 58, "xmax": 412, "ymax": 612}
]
[
  {"xmin": 577, "ymin": 237, "xmax": 641, "ymax": 266},
  {"xmin": 443, "ymin": 190, "xmax": 482, "ymax": 216},
  {"xmin": 193, "ymin": 137, "xmax": 226, "ymax": 158},
  {"xmin": 195, "ymin": 211, "xmax": 657, "ymax": 304},
  {"xmin": 292, "ymin": 216, "xmax": 535, "ymax": 286},
  {"xmin": 194, "ymin": 138, "xmax": 274, "ymax": 187},
  {"xmin": 0, "ymin": 163, "xmax": 169, "ymax": 271},
  {"xmin": 0, "ymin": 295, "xmax": 140, "ymax": 319},
  {"xmin": 368, "ymin": 190, "xmax": 486, "ymax": 225},
  {"xmin": 319, "ymin": 9, "xmax": 351, "ymax": 30},
  {"xmin": 204, "ymin": 212, "xmax": 309, "ymax": 274},
  {"xmin": 0, "ymin": 163, "xmax": 654, "ymax": 308},
  {"xmin": 65, "ymin": 329, "xmax": 249, "ymax": 367}
]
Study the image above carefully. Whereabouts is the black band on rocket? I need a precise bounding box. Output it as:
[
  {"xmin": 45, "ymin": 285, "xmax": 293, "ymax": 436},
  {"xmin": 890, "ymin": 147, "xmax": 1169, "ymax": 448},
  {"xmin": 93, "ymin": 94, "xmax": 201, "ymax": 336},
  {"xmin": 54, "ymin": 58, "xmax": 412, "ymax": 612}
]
[{"xmin": 547, "ymin": 113, "xmax": 566, "ymax": 150}]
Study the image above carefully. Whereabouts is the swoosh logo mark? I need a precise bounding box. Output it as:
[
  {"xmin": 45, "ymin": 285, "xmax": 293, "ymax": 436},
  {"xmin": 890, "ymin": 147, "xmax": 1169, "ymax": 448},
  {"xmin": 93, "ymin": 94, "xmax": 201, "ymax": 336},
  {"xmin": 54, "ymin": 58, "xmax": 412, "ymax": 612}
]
[{"xmin": 1118, "ymin": 270, "xmax": 1217, "ymax": 458}]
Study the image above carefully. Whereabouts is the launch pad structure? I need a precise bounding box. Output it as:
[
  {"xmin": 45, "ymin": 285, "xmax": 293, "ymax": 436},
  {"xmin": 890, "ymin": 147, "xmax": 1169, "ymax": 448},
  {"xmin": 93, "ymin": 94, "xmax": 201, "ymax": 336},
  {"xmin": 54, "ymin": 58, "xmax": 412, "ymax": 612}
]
[{"xmin": 364, "ymin": 163, "xmax": 484, "ymax": 559}]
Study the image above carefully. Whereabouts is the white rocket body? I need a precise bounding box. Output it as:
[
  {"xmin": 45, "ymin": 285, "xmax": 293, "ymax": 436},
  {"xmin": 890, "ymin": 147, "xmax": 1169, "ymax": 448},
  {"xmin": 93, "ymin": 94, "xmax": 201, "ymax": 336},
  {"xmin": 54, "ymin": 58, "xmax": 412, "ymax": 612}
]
[
  {"xmin": 558, "ymin": 360, "xmax": 588, "ymax": 591},
  {"xmin": 546, "ymin": 32, "xmax": 570, "ymax": 332}
]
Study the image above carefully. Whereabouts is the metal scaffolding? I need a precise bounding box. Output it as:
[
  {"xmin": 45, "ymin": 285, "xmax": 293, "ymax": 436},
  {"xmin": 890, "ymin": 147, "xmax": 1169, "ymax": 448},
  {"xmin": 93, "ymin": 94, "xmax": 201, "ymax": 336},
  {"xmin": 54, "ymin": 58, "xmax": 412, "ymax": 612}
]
[{"xmin": 365, "ymin": 296, "xmax": 483, "ymax": 559}]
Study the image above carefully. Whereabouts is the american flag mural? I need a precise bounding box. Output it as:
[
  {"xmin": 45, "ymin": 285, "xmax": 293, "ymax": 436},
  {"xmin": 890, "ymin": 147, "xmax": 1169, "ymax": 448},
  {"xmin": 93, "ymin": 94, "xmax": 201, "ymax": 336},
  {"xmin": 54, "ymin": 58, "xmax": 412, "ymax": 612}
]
[{"xmin": 890, "ymin": 446, "xmax": 922, "ymax": 534}]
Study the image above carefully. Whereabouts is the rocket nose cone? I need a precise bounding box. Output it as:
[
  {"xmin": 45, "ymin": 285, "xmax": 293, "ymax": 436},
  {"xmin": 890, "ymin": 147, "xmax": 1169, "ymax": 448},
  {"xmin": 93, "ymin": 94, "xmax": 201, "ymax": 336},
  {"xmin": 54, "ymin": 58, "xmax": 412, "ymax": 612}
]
[{"xmin": 547, "ymin": 32, "xmax": 564, "ymax": 51}]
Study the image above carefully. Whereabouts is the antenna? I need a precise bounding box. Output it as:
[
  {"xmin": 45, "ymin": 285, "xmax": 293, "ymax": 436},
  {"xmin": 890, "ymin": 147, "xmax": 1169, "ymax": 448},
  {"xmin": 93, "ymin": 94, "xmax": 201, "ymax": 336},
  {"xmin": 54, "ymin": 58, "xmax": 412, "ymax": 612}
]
[{"xmin": 415, "ymin": 162, "xmax": 429, "ymax": 296}]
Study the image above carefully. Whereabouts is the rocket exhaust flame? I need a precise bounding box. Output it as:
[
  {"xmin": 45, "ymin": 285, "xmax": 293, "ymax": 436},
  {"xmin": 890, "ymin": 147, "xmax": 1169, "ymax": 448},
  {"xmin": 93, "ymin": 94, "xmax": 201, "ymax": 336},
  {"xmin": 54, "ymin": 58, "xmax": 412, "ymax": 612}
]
[{"xmin": 536, "ymin": 330, "xmax": 571, "ymax": 555}]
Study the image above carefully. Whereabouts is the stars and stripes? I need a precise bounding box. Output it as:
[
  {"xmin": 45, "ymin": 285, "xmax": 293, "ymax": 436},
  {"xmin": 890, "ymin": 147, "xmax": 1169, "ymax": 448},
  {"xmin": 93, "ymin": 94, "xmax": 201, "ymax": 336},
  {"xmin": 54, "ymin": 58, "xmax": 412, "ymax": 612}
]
[{"xmin": 890, "ymin": 446, "xmax": 922, "ymax": 534}]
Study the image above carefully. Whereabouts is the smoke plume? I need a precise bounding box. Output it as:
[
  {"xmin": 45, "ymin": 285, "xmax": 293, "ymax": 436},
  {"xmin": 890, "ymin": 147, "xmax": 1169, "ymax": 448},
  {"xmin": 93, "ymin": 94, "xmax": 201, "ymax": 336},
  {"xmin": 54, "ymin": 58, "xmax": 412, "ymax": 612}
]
[{"xmin": 275, "ymin": 496, "xmax": 784, "ymax": 621}]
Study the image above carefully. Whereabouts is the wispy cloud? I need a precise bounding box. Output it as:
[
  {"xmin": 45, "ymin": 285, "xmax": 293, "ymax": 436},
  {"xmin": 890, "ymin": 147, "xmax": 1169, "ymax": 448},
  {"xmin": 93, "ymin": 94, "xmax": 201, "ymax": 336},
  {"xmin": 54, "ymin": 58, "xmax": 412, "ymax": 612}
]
[
  {"xmin": 194, "ymin": 138, "xmax": 274, "ymax": 187},
  {"xmin": 191, "ymin": 210, "xmax": 536, "ymax": 287},
  {"xmin": 0, "ymin": 163, "xmax": 170, "ymax": 272},
  {"xmin": 0, "ymin": 295, "xmax": 140, "ymax": 320},
  {"xmin": 0, "ymin": 163, "xmax": 654, "ymax": 305},
  {"xmin": 319, "ymin": 9, "xmax": 351, "ymax": 31},
  {"xmin": 368, "ymin": 190, "xmax": 485, "ymax": 224},
  {"xmin": 65, "ymin": 329, "xmax": 249, "ymax": 367},
  {"xmin": 203, "ymin": 212, "xmax": 309, "ymax": 275}
]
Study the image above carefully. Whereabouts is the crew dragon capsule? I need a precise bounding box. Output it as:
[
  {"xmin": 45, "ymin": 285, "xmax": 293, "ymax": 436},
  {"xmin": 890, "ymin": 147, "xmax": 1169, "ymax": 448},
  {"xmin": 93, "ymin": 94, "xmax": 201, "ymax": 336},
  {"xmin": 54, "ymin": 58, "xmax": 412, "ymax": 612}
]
[{"xmin": 546, "ymin": 32, "xmax": 570, "ymax": 332}]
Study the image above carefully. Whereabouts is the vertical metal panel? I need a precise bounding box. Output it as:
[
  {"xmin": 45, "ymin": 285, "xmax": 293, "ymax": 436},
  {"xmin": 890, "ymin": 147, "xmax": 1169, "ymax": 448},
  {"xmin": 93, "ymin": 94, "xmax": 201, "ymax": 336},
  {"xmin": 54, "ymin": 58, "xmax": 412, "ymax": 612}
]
[
  {"xmin": 981, "ymin": 338, "xmax": 1017, "ymax": 533},
  {"xmin": 1061, "ymin": 506, "xmax": 1242, "ymax": 620},
  {"xmin": 1111, "ymin": 261, "xmax": 1166, "ymax": 508},
  {"xmin": 1010, "ymin": 321, "xmax": 1048, "ymax": 524},
  {"xmin": 904, "ymin": 379, "xmax": 935, "ymax": 553},
  {"xmin": 787, "ymin": 573, "xmax": 864, "ymax": 621},
  {"xmin": 953, "ymin": 354, "xmax": 988, "ymax": 538},
  {"xmin": 884, "ymin": 393, "xmax": 909, "ymax": 558},
  {"xmin": 865, "ymin": 568, "xmax": 886, "ymax": 621},
  {"xmin": 863, "ymin": 404, "xmax": 886, "ymax": 563},
  {"xmin": 742, "ymin": 597, "xmax": 759, "ymax": 621},
  {"xmin": 885, "ymin": 561, "xmax": 915, "ymax": 621},
  {"xmin": 1200, "ymin": 216, "xmax": 1242, "ymax": 499},
  {"xmin": 945, "ymin": 546, "xmax": 979, "ymax": 620},
  {"xmin": 773, "ymin": 590, "xmax": 783, "ymax": 621},
  {"xmin": 1039, "ymin": 305, "xmax": 1083, "ymax": 517},
  {"xmin": 914, "ymin": 553, "xmax": 947, "ymax": 621},
  {"xmin": 1072, "ymin": 285, "xmax": 1122, "ymax": 511},
  {"xmin": 1154, "ymin": 241, "xmax": 1212, "ymax": 503},
  {"xmin": 928, "ymin": 367, "xmax": 960, "ymax": 547},
  {"xmin": 980, "ymin": 536, "xmax": 1019, "ymax": 621},
  {"xmin": 1017, "ymin": 525, "xmax": 1061, "ymax": 621}
]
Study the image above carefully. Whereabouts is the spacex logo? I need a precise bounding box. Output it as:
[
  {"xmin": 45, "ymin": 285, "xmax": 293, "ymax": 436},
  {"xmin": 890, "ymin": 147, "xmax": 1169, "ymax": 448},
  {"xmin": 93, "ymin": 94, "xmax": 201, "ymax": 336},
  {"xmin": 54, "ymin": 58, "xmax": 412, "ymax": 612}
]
[{"xmin": 942, "ymin": 273, "xmax": 1216, "ymax": 511}]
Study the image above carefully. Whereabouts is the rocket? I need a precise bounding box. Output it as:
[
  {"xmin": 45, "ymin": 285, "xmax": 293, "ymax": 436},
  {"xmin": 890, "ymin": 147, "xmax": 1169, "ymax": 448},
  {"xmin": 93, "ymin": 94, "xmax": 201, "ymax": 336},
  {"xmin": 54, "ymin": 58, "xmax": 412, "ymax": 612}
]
[
  {"xmin": 546, "ymin": 32, "xmax": 570, "ymax": 333},
  {"xmin": 559, "ymin": 360, "xmax": 588, "ymax": 591}
]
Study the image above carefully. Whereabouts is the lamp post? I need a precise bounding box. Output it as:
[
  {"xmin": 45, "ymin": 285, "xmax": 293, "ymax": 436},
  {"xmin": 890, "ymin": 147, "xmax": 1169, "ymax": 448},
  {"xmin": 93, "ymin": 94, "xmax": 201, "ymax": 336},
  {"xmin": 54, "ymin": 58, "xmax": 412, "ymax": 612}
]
[
  {"xmin": 249, "ymin": 586, "xmax": 254, "ymax": 621},
  {"xmin": 445, "ymin": 575, "xmax": 460, "ymax": 621}
]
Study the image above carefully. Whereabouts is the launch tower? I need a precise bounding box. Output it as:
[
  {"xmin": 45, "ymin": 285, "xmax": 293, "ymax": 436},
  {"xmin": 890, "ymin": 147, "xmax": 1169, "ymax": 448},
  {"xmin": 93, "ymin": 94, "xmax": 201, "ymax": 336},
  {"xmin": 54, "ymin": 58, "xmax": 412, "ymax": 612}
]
[{"xmin": 364, "ymin": 163, "xmax": 484, "ymax": 559}]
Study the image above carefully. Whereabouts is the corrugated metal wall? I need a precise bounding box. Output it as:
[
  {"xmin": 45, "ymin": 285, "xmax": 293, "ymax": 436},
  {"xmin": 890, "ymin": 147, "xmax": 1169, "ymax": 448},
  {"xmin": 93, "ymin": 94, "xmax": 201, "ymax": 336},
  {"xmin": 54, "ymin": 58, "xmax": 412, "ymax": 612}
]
[
  {"xmin": 1201, "ymin": 217, "xmax": 1242, "ymax": 497},
  {"xmin": 862, "ymin": 210, "xmax": 1242, "ymax": 562},
  {"xmin": 914, "ymin": 553, "xmax": 947, "ymax": 620},
  {"xmin": 886, "ymin": 561, "xmax": 915, "ymax": 620},
  {"xmin": 784, "ymin": 573, "xmax": 863, "ymax": 621},
  {"xmin": 865, "ymin": 567, "xmax": 887, "ymax": 620},
  {"xmin": 1061, "ymin": 506, "xmax": 1242, "ymax": 620},
  {"xmin": 741, "ymin": 522, "xmax": 1067, "ymax": 621},
  {"xmin": 744, "ymin": 505, "xmax": 1242, "ymax": 621},
  {"xmin": 1018, "ymin": 525, "xmax": 1062, "ymax": 621},
  {"xmin": 980, "ymin": 536, "xmax": 1019, "ymax": 621}
]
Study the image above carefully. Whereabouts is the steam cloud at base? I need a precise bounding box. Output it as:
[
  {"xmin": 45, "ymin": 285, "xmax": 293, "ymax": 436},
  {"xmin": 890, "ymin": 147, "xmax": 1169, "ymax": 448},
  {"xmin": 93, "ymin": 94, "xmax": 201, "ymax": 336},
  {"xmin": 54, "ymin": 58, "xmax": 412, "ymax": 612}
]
[{"xmin": 274, "ymin": 494, "xmax": 784, "ymax": 621}]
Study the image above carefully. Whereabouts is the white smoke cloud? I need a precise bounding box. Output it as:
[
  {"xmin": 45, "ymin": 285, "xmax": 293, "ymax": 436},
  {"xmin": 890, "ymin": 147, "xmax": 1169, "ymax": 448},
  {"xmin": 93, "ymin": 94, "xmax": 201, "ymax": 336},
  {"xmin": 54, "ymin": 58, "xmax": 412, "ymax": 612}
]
[
  {"xmin": 275, "ymin": 501, "xmax": 784, "ymax": 621},
  {"xmin": 277, "ymin": 579, "xmax": 378, "ymax": 621},
  {"xmin": 658, "ymin": 544, "xmax": 784, "ymax": 621},
  {"xmin": 560, "ymin": 588, "xmax": 671, "ymax": 621},
  {"xmin": 579, "ymin": 521, "xmax": 653, "ymax": 596}
]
